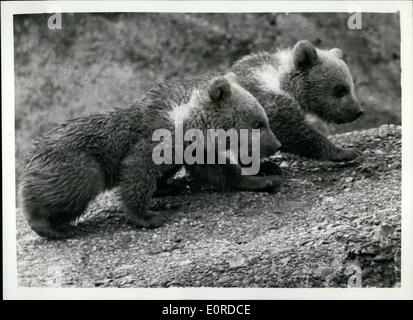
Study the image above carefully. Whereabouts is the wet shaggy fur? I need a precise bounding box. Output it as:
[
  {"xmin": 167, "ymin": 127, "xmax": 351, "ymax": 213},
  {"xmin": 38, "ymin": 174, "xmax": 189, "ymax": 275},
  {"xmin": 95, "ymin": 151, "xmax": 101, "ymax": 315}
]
[
  {"xmin": 230, "ymin": 39, "xmax": 364, "ymax": 161},
  {"xmin": 20, "ymin": 75, "xmax": 280, "ymax": 239}
]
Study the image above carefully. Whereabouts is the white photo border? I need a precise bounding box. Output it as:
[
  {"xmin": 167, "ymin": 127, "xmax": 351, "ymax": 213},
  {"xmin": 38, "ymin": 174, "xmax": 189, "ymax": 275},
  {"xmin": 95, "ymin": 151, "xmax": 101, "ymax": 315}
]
[{"xmin": 2, "ymin": 0, "xmax": 412, "ymax": 300}]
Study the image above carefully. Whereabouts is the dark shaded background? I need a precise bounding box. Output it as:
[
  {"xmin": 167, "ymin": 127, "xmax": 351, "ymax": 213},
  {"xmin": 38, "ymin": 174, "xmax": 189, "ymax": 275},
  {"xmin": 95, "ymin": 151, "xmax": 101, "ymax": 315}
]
[{"xmin": 14, "ymin": 13, "xmax": 401, "ymax": 179}]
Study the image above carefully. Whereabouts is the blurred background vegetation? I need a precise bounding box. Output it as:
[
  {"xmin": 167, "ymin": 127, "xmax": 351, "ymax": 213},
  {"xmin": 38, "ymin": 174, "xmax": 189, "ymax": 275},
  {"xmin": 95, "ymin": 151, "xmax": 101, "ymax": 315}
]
[{"xmin": 14, "ymin": 13, "xmax": 400, "ymax": 179}]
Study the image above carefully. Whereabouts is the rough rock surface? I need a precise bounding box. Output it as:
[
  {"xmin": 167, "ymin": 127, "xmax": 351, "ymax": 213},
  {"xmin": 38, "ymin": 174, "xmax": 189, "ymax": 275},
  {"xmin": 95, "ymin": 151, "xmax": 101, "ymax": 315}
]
[{"xmin": 16, "ymin": 125, "xmax": 401, "ymax": 288}]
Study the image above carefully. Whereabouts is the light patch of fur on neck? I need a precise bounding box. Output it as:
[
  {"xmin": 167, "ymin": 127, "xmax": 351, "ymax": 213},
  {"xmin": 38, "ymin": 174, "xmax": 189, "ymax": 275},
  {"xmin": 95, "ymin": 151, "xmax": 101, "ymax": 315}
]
[
  {"xmin": 168, "ymin": 90, "xmax": 199, "ymax": 126},
  {"xmin": 224, "ymin": 71, "xmax": 238, "ymax": 84},
  {"xmin": 275, "ymin": 48, "xmax": 294, "ymax": 74},
  {"xmin": 253, "ymin": 64, "xmax": 283, "ymax": 94},
  {"xmin": 252, "ymin": 49, "xmax": 294, "ymax": 97}
]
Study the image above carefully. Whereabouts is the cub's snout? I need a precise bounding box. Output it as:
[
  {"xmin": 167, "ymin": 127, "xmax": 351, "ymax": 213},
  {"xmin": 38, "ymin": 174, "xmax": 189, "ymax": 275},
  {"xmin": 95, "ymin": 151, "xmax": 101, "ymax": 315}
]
[
  {"xmin": 338, "ymin": 96, "xmax": 364, "ymax": 123},
  {"xmin": 260, "ymin": 128, "xmax": 281, "ymax": 157}
]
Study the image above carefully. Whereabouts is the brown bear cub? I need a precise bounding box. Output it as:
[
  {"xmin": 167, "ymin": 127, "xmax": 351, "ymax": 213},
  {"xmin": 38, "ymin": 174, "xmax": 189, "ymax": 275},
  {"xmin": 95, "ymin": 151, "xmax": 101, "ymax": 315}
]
[
  {"xmin": 231, "ymin": 39, "xmax": 364, "ymax": 162},
  {"xmin": 20, "ymin": 75, "xmax": 281, "ymax": 239},
  {"xmin": 180, "ymin": 40, "xmax": 364, "ymax": 191}
]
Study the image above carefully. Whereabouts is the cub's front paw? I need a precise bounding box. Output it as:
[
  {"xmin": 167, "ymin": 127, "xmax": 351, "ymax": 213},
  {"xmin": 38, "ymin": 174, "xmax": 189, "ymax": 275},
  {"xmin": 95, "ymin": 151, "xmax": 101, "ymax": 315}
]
[
  {"xmin": 331, "ymin": 148, "xmax": 363, "ymax": 162},
  {"xmin": 258, "ymin": 159, "xmax": 282, "ymax": 176},
  {"xmin": 128, "ymin": 210, "xmax": 166, "ymax": 228},
  {"xmin": 262, "ymin": 175, "xmax": 283, "ymax": 194}
]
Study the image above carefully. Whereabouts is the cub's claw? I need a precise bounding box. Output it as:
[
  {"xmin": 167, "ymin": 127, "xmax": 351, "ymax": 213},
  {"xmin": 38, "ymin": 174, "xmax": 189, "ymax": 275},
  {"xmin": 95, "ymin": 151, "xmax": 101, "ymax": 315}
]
[
  {"xmin": 331, "ymin": 148, "xmax": 363, "ymax": 162},
  {"xmin": 128, "ymin": 210, "xmax": 166, "ymax": 228}
]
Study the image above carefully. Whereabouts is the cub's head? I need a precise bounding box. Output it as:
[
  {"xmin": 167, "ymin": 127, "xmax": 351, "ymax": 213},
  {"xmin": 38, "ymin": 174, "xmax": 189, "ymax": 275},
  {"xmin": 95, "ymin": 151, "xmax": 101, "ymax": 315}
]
[
  {"xmin": 290, "ymin": 40, "xmax": 363, "ymax": 124},
  {"xmin": 202, "ymin": 74, "xmax": 281, "ymax": 158}
]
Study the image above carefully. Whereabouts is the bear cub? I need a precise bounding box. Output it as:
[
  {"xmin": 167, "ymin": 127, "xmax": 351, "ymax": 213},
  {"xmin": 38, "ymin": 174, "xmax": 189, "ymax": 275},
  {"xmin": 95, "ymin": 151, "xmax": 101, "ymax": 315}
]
[
  {"xmin": 231, "ymin": 39, "xmax": 364, "ymax": 162},
  {"xmin": 20, "ymin": 75, "xmax": 280, "ymax": 239},
  {"xmin": 177, "ymin": 40, "xmax": 364, "ymax": 192}
]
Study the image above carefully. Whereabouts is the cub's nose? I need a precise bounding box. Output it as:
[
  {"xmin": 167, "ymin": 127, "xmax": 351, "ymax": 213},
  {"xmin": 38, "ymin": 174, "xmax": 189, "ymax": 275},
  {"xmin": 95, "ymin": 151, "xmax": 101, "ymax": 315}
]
[
  {"xmin": 274, "ymin": 137, "xmax": 282, "ymax": 151},
  {"xmin": 352, "ymin": 101, "xmax": 364, "ymax": 119}
]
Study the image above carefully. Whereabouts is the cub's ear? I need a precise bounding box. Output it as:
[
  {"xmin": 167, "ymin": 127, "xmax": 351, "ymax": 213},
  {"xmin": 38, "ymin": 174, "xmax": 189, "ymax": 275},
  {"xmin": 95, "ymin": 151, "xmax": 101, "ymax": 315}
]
[
  {"xmin": 330, "ymin": 48, "xmax": 343, "ymax": 59},
  {"xmin": 292, "ymin": 40, "xmax": 318, "ymax": 69},
  {"xmin": 208, "ymin": 77, "xmax": 232, "ymax": 103}
]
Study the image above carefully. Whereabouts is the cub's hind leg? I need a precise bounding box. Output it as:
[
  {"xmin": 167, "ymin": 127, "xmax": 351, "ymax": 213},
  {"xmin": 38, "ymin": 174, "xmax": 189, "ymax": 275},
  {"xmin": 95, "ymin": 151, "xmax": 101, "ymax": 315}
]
[{"xmin": 20, "ymin": 152, "xmax": 106, "ymax": 239}]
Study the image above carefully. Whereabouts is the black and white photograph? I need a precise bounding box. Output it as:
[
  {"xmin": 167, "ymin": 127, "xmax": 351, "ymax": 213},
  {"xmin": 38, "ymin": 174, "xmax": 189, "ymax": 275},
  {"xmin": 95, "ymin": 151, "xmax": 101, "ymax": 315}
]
[{"xmin": 2, "ymin": 1, "xmax": 413, "ymax": 300}]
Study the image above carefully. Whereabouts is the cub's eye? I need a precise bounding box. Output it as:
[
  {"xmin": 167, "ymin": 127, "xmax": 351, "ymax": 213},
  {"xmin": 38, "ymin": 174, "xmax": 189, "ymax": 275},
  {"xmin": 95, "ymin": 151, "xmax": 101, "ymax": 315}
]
[{"xmin": 333, "ymin": 85, "xmax": 349, "ymax": 98}]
